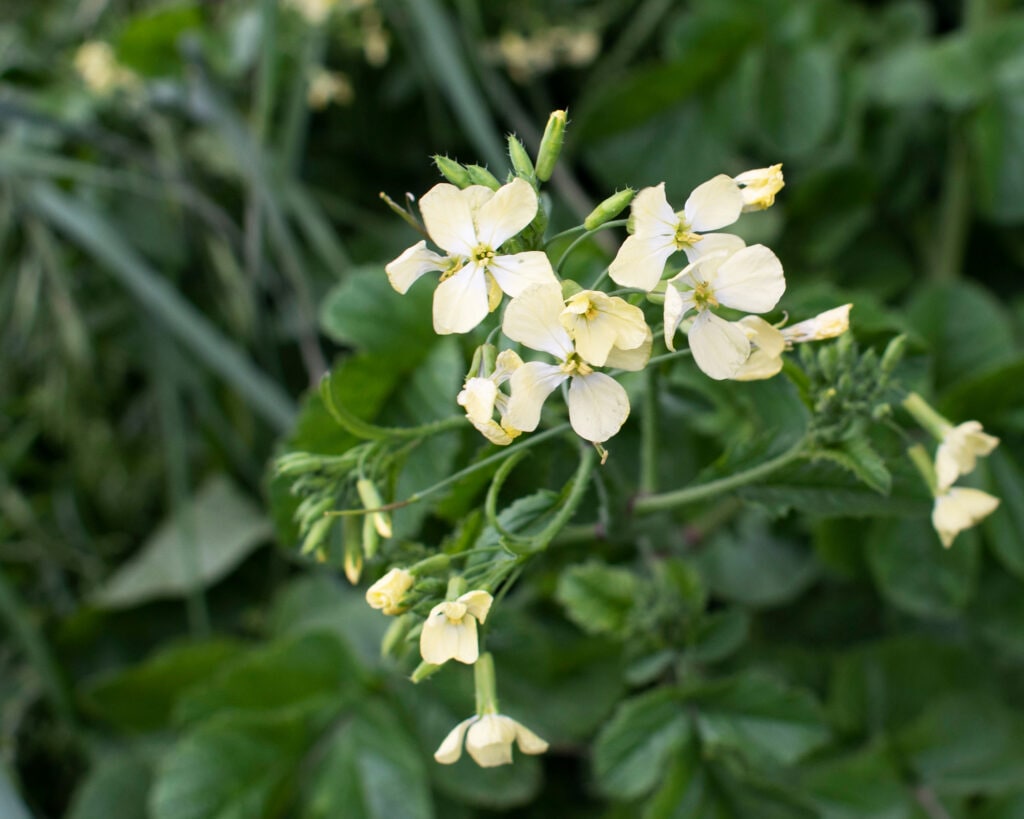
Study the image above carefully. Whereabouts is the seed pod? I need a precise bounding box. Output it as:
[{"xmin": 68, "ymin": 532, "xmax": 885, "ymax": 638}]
[{"xmin": 535, "ymin": 110, "xmax": 567, "ymax": 182}]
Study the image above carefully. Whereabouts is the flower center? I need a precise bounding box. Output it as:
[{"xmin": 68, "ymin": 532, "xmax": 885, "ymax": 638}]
[
  {"xmin": 692, "ymin": 281, "xmax": 719, "ymax": 312},
  {"xmin": 673, "ymin": 216, "xmax": 702, "ymax": 250},
  {"xmin": 440, "ymin": 601, "xmax": 467, "ymax": 623},
  {"xmin": 560, "ymin": 354, "xmax": 594, "ymax": 376},
  {"xmin": 470, "ymin": 243, "xmax": 496, "ymax": 265}
]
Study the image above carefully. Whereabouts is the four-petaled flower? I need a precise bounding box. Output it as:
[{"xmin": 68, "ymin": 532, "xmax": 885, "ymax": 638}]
[
  {"xmin": 434, "ymin": 713, "xmax": 549, "ymax": 768},
  {"xmin": 935, "ymin": 421, "xmax": 1000, "ymax": 492},
  {"xmin": 663, "ymin": 244, "xmax": 786, "ymax": 380},
  {"xmin": 502, "ymin": 283, "xmax": 649, "ymax": 443},
  {"xmin": 608, "ymin": 178, "xmax": 745, "ymax": 292},
  {"xmin": 385, "ymin": 178, "xmax": 557, "ymax": 334},
  {"xmin": 365, "ymin": 568, "xmax": 414, "ymax": 615},
  {"xmin": 420, "ymin": 590, "xmax": 493, "ymax": 665},
  {"xmin": 932, "ymin": 487, "xmax": 1000, "ymax": 548},
  {"xmin": 457, "ymin": 350, "xmax": 523, "ymax": 446}
]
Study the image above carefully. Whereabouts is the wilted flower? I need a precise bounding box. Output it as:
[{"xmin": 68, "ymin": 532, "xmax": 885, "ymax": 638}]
[
  {"xmin": 420, "ymin": 590, "xmax": 493, "ymax": 665},
  {"xmin": 385, "ymin": 179, "xmax": 557, "ymax": 334},
  {"xmin": 734, "ymin": 164, "xmax": 785, "ymax": 212},
  {"xmin": 365, "ymin": 568, "xmax": 414, "ymax": 615},
  {"xmin": 932, "ymin": 487, "xmax": 1000, "ymax": 548},
  {"xmin": 935, "ymin": 421, "xmax": 1000, "ymax": 492},
  {"xmin": 731, "ymin": 304, "xmax": 852, "ymax": 382},
  {"xmin": 434, "ymin": 713, "xmax": 549, "ymax": 767},
  {"xmin": 457, "ymin": 350, "xmax": 524, "ymax": 446}
]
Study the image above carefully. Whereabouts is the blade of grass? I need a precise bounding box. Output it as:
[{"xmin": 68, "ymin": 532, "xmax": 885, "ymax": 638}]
[{"xmin": 25, "ymin": 182, "xmax": 296, "ymax": 432}]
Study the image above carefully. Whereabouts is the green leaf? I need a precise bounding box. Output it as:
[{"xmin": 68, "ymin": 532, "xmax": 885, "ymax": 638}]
[
  {"xmin": 896, "ymin": 692, "xmax": 1024, "ymax": 796},
  {"xmin": 175, "ymin": 631, "xmax": 363, "ymax": 724},
  {"xmin": 939, "ymin": 358, "xmax": 1024, "ymax": 424},
  {"xmin": 978, "ymin": 793, "xmax": 1024, "ymax": 819},
  {"xmin": 755, "ymin": 44, "xmax": 840, "ymax": 156},
  {"xmin": 907, "ymin": 282, "xmax": 1016, "ymax": 391},
  {"xmin": 985, "ymin": 450, "xmax": 1024, "ymax": 580},
  {"xmin": 813, "ymin": 437, "xmax": 892, "ymax": 495},
  {"xmin": 94, "ymin": 476, "xmax": 271, "ymax": 609},
  {"xmin": 67, "ymin": 755, "xmax": 152, "ymax": 819},
  {"xmin": 115, "ymin": 3, "xmax": 203, "ymax": 76},
  {"xmin": 866, "ymin": 516, "xmax": 979, "ymax": 619},
  {"xmin": 302, "ymin": 699, "xmax": 433, "ymax": 819},
  {"xmin": 801, "ymin": 745, "xmax": 914, "ymax": 819},
  {"xmin": 968, "ymin": 570, "xmax": 1024, "ymax": 661},
  {"xmin": 80, "ymin": 639, "xmax": 243, "ymax": 732},
  {"xmin": 319, "ymin": 266, "xmax": 436, "ymax": 367},
  {"xmin": 696, "ymin": 512, "xmax": 818, "ymax": 608},
  {"xmin": 687, "ymin": 608, "xmax": 750, "ymax": 664},
  {"xmin": 151, "ymin": 713, "xmax": 309, "ymax": 819},
  {"xmin": 972, "ymin": 72, "xmax": 1024, "ymax": 223},
  {"xmin": 556, "ymin": 561, "xmax": 640, "ymax": 637},
  {"xmin": 687, "ymin": 671, "xmax": 830, "ymax": 766},
  {"xmin": 592, "ymin": 687, "xmax": 691, "ymax": 800}
]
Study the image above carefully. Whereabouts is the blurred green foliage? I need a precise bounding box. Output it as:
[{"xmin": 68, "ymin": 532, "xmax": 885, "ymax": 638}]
[{"xmin": 2, "ymin": 0, "xmax": 1024, "ymax": 817}]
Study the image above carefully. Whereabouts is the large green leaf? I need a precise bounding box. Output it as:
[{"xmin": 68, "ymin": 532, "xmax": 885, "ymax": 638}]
[
  {"xmin": 67, "ymin": 755, "xmax": 152, "ymax": 819},
  {"xmin": 972, "ymin": 70, "xmax": 1024, "ymax": 223},
  {"xmin": 592, "ymin": 687, "xmax": 691, "ymax": 801},
  {"xmin": 151, "ymin": 713, "xmax": 309, "ymax": 819},
  {"xmin": 175, "ymin": 631, "xmax": 363, "ymax": 724},
  {"xmin": 556, "ymin": 561, "xmax": 641, "ymax": 637},
  {"xmin": 801, "ymin": 745, "xmax": 914, "ymax": 819},
  {"xmin": 80, "ymin": 639, "xmax": 243, "ymax": 732},
  {"xmin": 755, "ymin": 44, "xmax": 840, "ymax": 157},
  {"xmin": 94, "ymin": 476, "xmax": 271, "ymax": 609},
  {"xmin": 686, "ymin": 671, "xmax": 830, "ymax": 767},
  {"xmin": 301, "ymin": 700, "xmax": 433, "ymax": 819},
  {"xmin": 866, "ymin": 516, "xmax": 979, "ymax": 619}
]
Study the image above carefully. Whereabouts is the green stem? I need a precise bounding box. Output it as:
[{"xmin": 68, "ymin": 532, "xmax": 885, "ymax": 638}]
[
  {"xmin": 484, "ymin": 449, "xmax": 531, "ymax": 540},
  {"xmin": 902, "ymin": 392, "xmax": 951, "ymax": 440},
  {"xmin": 930, "ymin": 123, "xmax": 970, "ymax": 284},
  {"xmin": 474, "ymin": 652, "xmax": 499, "ymax": 715},
  {"xmin": 320, "ymin": 376, "xmax": 465, "ymax": 440},
  {"xmin": 632, "ymin": 435, "xmax": 809, "ymax": 515},
  {"xmin": 543, "ymin": 224, "xmax": 587, "ymax": 249},
  {"xmin": 907, "ymin": 443, "xmax": 939, "ymax": 497},
  {"xmin": 556, "ymin": 219, "xmax": 628, "ymax": 272}
]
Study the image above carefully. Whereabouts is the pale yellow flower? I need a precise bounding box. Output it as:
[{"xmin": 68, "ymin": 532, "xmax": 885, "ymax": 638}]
[
  {"xmin": 731, "ymin": 304, "xmax": 852, "ymax": 382},
  {"xmin": 932, "ymin": 487, "xmax": 1000, "ymax": 548},
  {"xmin": 365, "ymin": 568, "xmax": 414, "ymax": 615},
  {"xmin": 420, "ymin": 590, "xmax": 493, "ymax": 665},
  {"xmin": 434, "ymin": 714, "xmax": 548, "ymax": 767},
  {"xmin": 74, "ymin": 42, "xmax": 139, "ymax": 94},
  {"xmin": 935, "ymin": 421, "xmax": 1000, "ymax": 492},
  {"xmin": 307, "ymin": 69, "xmax": 353, "ymax": 109},
  {"xmin": 457, "ymin": 350, "xmax": 524, "ymax": 446},
  {"xmin": 734, "ymin": 164, "xmax": 784, "ymax": 212}
]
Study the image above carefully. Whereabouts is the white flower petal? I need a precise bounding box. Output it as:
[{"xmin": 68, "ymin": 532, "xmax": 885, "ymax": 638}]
[
  {"xmin": 712, "ymin": 244, "xmax": 786, "ymax": 314},
  {"xmin": 476, "ymin": 178, "xmax": 538, "ymax": 248},
  {"xmin": 433, "ymin": 264, "xmax": 489, "ymax": 335},
  {"xmin": 932, "ymin": 487, "xmax": 1000, "ymax": 548},
  {"xmin": 487, "ymin": 251, "xmax": 557, "ymax": 297},
  {"xmin": 935, "ymin": 421, "xmax": 1000, "ymax": 492},
  {"xmin": 732, "ymin": 349, "xmax": 784, "ymax": 381},
  {"xmin": 630, "ymin": 183, "xmax": 678, "ymax": 236},
  {"xmin": 567, "ymin": 372, "xmax": 630, "ymax": 443},
  {"xmin": 682, "ymin": 232, "xmax": 746, "ymax": 270},
  {"xmin": 683, "ymin": 174, "xmax": 744, "ymax": 232},
  {"xmin": 466, "ymin": 715, "xmax": 518, "ymax": 768},
  {"xmin": 505, "ymin": 362, "xmax": 567, "ymax": 432},
  {"xmin": 782, "ymin": 304, "xmax": 852, "ymax": 343},
  {"xmin": 604, "ymin": 327, "xmax": 652, "ymax": 372},
  {"xmin": 738, "ymin": 315, "xmax": 786, "ymax": 358},
  {"xmin": 419, "ymin": 183, "xmax": 477, "ymax": 256},
  {"xmin": 608, "ymin": 233, "xmax": 677, "ymax": 291},
  {"xmin": 493, "ymin": 349, "xmax": 524, "ymax": 383},
  {"xmin": 385, "ymin": 241, "xmax": 446, "ymax": 294},
  {"xmin": 502, "ymin": 283, "xmax": 573, "ymax": 358},
  {"xmin": 689, "ymin": 310, "xmax": 751, "ymax": 380},
  {"xmin": 419, "ymin": 605, "xmax": 462, "ymax": 665},
  {"xmin": 434, "ymin": 717, "xmax": 476, "ymax": 765},
  {"xmin": 453, "ymin": 615, "xmax": 479, "ymax": 664},
  {"xmin": 458, "ymin": 590, "xmax": 494, "ymax": 624},
  {"xmin": 457, "ymin": 378, "xmax": 499, "ymax": 426},
  {"xmin": 663, "ymin": 284, "xmax": 696, "ymax": 352},
  {"xmin": 513, "ymin": 722, "xmax": 550, "ymax": 755}
]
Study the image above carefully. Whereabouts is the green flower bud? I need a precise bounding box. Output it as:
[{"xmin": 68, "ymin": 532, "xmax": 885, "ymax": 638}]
[
  {"xmin": 381, "ymin": 613, "xmax": 416, "ymax": 657},
  {"xmin": 465, "ymin": 164, "xmax": 501, "ymax": 190},
  {"xmin": 433, "ymin": 155, "xmax": 472, "ymax": 187},
  {"xmin": 410, "ymin": 660, "xmax": 442, "ymax": 684},
  {"xmin": 535, "ymin": 110, "xmax": 567, "ymax": 182},
  {"xmin": 584, "ymin": 188, "xmax": 635, "ymax": 230},
  {"xmin": 880, "ymin": 334, "xmax": 906, "ymax": 376},
  {"xmin": 507, "ymin": 135, "xmax": 536, "ymax": 186},
  {"xmin": 357, "ymin": 478, "xmax": 392, "ymax": 539},
  {"xmin": 301, "ymin": 515, "xmax": 333, "ymax": 555}
]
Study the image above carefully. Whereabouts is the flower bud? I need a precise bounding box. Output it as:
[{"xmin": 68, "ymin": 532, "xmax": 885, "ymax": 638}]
[
  {"xmin": 535, "ymin": 110, "xmax": 567, "ymax": 182},
  {"xmin": 381, "ymin": 613, "xmax": 415, "ymax": 656},
  {"xmin": 433, "ymin": 155, "xmax": 473, "ymax": 187},
  {"xmin": 366, "ymin": 568, "xmax": 415, "ymax": 615},
  {"xmin": 465, "ymin": 164, "xmax": 501, "ymax": 190},
  {"xmin": 734, "ymin": 164, "xmax": 784, "ymax": 212},
  {"xmin": 584, "ymin": 189, "xmax": 635, "ymax": 230},
  {"xmin": 356, "ymin": 478, "xmax": 392, "ymax": 538},
  {"xmin": 300, "ymin": 516, "xmax": 333, "ymax": 555},
  {"xmin": 880, "ymin": 334, "xmax": 906, "ymax": 376},
  {"xmin": 507, "ymin": 135, "xmax": 536, "ymax": 185}
]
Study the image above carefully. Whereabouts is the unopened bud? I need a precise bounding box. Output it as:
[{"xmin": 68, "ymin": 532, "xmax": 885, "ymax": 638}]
[
  {"xmin": 584, "ymin": 188, "xmax": 635, "ymax": 230},
  {"xmin": 880, "ymin": 334, "xmax": 906, "ymax": 376},
  {"xmin": 433, "ymin": 155, "xmax": 473, "ymax": 187},
  {"xmin": 356, "ymin": 478, "xmax": 392, "ymax": 539},
  {"xmin": 410, "ymin": 660, "xmax": 442, "ymax": 684},
  {"xmin": 535, "ymin": 110, "xmax": 567, "ymax": 182},
  {"xmin": 465, "ymin": 164, "xmax": 501, "ymax": 190},
  {"xmin": 275, "ymin": 452, "xmax": 323, "ymax": 476},
  {"xmin": 344, "ymin": 532, "xmax": 363, "ymax": 584},
  {"xmin": 381, "ymin": 613, "xmax": 415, "ymax": 657},
  {"xmin": 300, "ymin": 515, "xmax": 333, "ymax": 555},
  {"xmin": 507, "ymin": 135, "xmax": 536, "ymax": 185}
]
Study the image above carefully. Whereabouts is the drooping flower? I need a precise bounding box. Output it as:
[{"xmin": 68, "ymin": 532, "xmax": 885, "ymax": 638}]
[
  {"xmin": 935, "ymin": 421, "xmax": 1000, "ymax": 492},
  {"xmin": 435, "ymin": 713, "xmax": 549, "ymax": 767},
  {"xmin": 663, "ymin": 245, "xmax": 786, "ymax": 380},
  {"xmin": 457, "ymin": 350, "xmax": 523, "ymax": 446},
  {"xmin": 932, "ymin": 487, "xmax": 1000, "ymax": 548},
  {"xmin": 608, "ymin": 178, "xmax": 746, "ymax": 291},
  {"xmin": 559, "ymin": 289, "xmax": 650, "ymax": 367},
  {"xmin": 731, "ymin": 304, "xmax": 852, "ymax": 382},
  {"xmin": 365, "ymin": 568, "xmax": 414, "ymax": 615},
  {"xmin": 734, "ymin": 164, "xmax": 785, "ymax": 212},
  {"xmin": 502, "ymin": 284, "xmax": 649, "ymax": 443},
  {"xmin": 419, "ymin": 590, "xmax": 493, "ymax": 665},
  {"xmin": 385, "ymin": 179, "xmax": 557, "ymax": 334}
]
